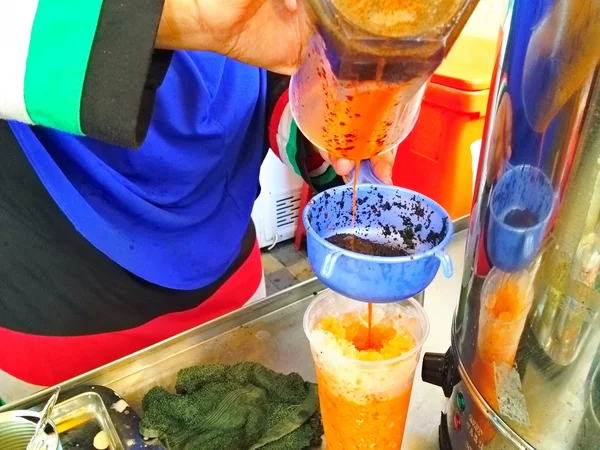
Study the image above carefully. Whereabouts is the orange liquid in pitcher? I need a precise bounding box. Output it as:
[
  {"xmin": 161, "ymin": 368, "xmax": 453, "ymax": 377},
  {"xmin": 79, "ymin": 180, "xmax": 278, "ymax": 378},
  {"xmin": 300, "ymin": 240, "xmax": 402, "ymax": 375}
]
[
  {"xmin": 315, "ymin": 313, "xmax": 417, "ymax": 449},
  {"xmin": 292, "ymin": 47, "xmax": 411, "ymax": 161},
  {"xmin": 324, "ymin": 85, "xmax": 402, "ymax": 160},
  {"xmin": 322, "ymin": 60, "xmax": 401, "ymax": 161}
]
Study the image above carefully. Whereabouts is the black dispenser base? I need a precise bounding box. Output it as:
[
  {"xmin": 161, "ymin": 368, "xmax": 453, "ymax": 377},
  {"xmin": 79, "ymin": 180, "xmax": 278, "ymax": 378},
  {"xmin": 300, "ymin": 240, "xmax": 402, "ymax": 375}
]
[{"xmin": 439, "ymin": 413, "xmax": 453, "ymax": 450}]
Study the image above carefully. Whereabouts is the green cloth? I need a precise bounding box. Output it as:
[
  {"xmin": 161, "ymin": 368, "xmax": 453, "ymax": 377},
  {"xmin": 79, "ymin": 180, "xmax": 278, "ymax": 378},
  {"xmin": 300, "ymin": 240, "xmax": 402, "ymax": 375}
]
[{"xmin": 140, "ymin": 362, "xmax": 323, "ymax": 450}]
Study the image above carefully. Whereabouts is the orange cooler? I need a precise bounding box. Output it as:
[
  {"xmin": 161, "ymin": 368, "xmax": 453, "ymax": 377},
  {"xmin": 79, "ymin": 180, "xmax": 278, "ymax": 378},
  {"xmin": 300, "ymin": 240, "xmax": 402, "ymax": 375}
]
[{"xmin": 392, "ymin": 33, "xmax": 499, "ymax": 219}]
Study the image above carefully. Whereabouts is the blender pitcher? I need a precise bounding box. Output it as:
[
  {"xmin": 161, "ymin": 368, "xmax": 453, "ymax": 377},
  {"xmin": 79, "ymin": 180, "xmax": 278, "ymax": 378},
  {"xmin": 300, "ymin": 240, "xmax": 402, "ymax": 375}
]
[{"xmin": 290, "ymin": 0, "xmax": 480, "ymax": 161}]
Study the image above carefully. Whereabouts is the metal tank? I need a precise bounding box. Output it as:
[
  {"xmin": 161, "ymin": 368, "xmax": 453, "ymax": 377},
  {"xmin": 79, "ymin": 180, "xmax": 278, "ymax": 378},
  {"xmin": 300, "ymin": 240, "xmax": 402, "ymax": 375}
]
[{"xmin": 422, "ymin": 0, "xmax": 600, "ymax": 448}]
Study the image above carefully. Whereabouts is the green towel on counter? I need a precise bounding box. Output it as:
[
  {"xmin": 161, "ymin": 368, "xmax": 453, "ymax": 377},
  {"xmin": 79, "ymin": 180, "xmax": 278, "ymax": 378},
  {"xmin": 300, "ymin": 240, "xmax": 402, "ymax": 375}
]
[{"xmin": 140, "ymin": 362, "xmax": 323, "ymax": 450}]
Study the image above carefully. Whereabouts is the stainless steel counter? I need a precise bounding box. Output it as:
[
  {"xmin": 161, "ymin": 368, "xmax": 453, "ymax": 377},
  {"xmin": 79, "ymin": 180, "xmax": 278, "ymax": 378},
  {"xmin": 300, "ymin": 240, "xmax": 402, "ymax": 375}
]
[{"xmin": 4, "ymin": 223, "xmax": 467, "ymax": 449}]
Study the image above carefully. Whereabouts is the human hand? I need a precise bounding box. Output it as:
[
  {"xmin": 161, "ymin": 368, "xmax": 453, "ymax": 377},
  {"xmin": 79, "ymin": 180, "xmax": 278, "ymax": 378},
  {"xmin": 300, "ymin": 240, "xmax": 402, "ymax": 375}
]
[
  {"xmin": 157, "ymin": 0, "xmax": 311, "ymax": 75},
  {"xmin": 318, "ymin": 149, "xmax": 397, "ymax": 185}
]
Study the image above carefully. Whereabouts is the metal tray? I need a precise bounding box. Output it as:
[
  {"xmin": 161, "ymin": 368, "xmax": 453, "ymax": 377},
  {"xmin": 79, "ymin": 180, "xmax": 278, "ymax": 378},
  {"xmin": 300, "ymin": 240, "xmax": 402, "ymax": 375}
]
[
  {"xmin": 3, "ymin": 218, "xmax": 469, "ymax": 450},
  {"xmin": 23, "ymin": 386, "xmax": 164, "ymax": 450}
]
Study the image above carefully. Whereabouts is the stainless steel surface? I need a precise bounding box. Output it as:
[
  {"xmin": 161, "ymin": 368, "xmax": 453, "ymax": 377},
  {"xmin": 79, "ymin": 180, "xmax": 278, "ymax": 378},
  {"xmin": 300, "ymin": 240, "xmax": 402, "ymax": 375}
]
[
  {"xmin": 415, "ymin": 290, "xmax": 426, "ymax": 306},
  {"xmin": 452, "ymin": 0, "xmax": 600, "ymax": 448},
  {"xmin": 0, "ymin": 411, "xmax": 60, "ymax": 450},
  {"xmin": 51, "ymin": 391, "xmax": 122, "ymax": 450},
  {"xmin": 3, "ymin": 219, "xmax": 468, "ymax": 450},
  {"xmin": 576, "ymin": 360, "xmax": 600, "ymax": 449},
  {"xmin": 27, "ymin": 387, "xmax": 59, "ymax": 450},
  {"xmin": 30, "ymin": 386, "xmax": 164, "ymax": 450}
]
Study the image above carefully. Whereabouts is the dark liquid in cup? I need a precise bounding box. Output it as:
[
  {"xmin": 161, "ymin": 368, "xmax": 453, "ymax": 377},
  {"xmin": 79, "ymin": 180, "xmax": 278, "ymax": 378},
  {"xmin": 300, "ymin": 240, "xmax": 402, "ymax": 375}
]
[
  {"xmin": 326, "ymin": 233, "xmax": 409, "ymax": 257},
  {"xmin": 504, "ymin": 208, "xmax": 538, "ymax": 228}
]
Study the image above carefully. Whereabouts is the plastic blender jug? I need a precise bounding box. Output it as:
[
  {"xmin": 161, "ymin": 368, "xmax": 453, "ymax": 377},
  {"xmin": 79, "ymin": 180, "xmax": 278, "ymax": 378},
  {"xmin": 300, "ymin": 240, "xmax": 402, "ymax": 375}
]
[{"xmin": 290, "ymin": 0, "xmax": 480, "ymax": 160}]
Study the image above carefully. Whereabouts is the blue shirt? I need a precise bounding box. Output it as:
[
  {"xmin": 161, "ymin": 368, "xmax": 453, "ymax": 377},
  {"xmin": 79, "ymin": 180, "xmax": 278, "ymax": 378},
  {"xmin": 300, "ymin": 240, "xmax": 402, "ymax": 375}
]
[{"xmin": 9, "ymin": 51, "xmax": 268, "ymax": 290}]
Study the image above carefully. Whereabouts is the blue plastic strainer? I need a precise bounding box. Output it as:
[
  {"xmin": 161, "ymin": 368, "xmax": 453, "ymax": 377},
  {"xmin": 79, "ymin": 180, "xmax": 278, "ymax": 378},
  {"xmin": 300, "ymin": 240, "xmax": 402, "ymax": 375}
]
[{"xmin": 303, "ymin": 161, "xmax": 454, "ymax": 303}]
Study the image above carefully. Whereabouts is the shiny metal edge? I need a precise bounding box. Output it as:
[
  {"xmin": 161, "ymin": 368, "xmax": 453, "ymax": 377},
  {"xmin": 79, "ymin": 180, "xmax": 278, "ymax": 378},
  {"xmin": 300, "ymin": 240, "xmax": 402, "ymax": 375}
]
[
  {"xmin": 6, "ymin": 386, "xmax": 165, "ymax": 450},
  {"xmin": 0, "ymin": 278, "xmax": 326, "ymax": 413},
  {"xmin": 451, "ymin": 317, "xmax": 536, "ymax": 450},
  {"xmin": 0, "ymin": 410, "xmax": 60, "ymax": 449},
  {"xmin": 2, "ymin": 217, "xmax": 469, "ymax": 413},
  {"xmin": 452, "ymin": 215, "xmax": 469, "ymax": 234}
]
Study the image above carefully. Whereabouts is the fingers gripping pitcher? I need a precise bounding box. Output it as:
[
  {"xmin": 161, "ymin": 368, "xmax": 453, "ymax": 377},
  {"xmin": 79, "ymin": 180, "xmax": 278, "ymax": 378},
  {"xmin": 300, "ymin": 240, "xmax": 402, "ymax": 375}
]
[{"xmin": 290, "ymin": 0, "xmax": 480, "ymax": 160}]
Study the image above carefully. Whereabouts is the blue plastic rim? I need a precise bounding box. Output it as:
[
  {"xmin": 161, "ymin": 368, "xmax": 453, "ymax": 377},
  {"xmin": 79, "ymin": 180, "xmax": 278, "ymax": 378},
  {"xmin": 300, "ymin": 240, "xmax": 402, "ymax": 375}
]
[
  {"xmin": 303, "ymin": 167, "xmax": 454, "ymax": 303},
  {"xmin": 487, "ymin": 164, "xmax": 556, "ymax": 272}
]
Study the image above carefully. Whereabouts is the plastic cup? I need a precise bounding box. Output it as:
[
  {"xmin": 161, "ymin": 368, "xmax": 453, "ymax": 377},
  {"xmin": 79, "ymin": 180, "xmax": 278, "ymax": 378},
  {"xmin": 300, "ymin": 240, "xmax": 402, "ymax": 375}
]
[
  {"xmin": 303, "ymin": 291, "xmax": 429, "ymax": 449},
  {"xmin": 470, "ymin": 268, "xmax": 534, "ymax": 443},
  {"xmin": 476, "ymin": 267, "xmax": 534, "ymax": 365}
]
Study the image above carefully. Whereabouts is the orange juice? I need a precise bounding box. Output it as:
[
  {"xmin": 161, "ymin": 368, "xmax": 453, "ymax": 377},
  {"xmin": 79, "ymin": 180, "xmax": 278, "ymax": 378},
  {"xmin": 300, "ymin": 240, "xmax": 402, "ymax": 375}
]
[
  {"xmin": 474, "ymin": 269, "xmax": 533, "ymax": 381},
  {"xmin": 303, "ymin": 292, "xmax": 429, "ymax": 449},
  {"xmin": 471, "ymin": 268, "xmax": 534, "ymax": 444},
  {"xmin": 316, "ymin": 368, "xmax": 413, "ymax": 449},
  {"xmin": 367, "ymin": 301, "xmax": 373, "ymax": 345}
]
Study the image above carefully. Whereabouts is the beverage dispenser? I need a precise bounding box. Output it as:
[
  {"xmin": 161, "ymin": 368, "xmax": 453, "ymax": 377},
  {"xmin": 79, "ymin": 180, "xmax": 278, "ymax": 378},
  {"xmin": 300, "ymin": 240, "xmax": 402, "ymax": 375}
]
[{"xmin": 421, "ymin": 0, "xmax": 600, "ymax": 448}]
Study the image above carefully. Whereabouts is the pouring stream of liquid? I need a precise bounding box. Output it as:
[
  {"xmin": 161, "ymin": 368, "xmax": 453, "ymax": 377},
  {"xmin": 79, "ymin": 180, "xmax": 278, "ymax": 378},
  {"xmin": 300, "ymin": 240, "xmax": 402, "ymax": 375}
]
[{"xmin": 349, "ymin": 160, "xmax": 374, "ymax": 347}]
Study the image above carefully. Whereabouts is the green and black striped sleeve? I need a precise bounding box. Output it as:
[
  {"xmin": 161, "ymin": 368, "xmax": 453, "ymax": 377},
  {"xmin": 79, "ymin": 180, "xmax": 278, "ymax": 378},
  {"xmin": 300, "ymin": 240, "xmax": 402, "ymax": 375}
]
[
  {"xmin": 267, "ymin": 73, "xmax": 343, "ymax": 193},
  {"xmin": 0, "ymin": 0, "xmax": 172, "ymax": 148}
]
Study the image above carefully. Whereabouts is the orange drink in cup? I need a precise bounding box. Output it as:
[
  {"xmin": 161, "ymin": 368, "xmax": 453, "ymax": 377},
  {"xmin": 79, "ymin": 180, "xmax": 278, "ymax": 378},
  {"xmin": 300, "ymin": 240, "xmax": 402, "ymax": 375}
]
[
  {"xmin": 471, "ymin": 268, "xmax": 534, "ymax": 443},
  {"xmin": 303, "ymin": 291, "xmax": 429, "ymax": 449}
]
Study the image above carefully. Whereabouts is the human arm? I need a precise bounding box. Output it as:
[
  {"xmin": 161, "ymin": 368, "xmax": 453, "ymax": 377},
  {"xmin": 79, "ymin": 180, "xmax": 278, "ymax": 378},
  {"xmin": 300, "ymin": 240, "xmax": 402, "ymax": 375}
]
[
  {"xmin": 266, "ymin": 73, "xmax": 344, "ymax": 192},
  {"xmin": 0, "ymin": 0, "xmax": 173, "ymax": 148},
  {"xmin": 157, "ymin": 0, "xmax": 309, "ymax": 76},
  {"xmin": 0, "ymin": 0, "xmax": 309, "ymax": 149}
]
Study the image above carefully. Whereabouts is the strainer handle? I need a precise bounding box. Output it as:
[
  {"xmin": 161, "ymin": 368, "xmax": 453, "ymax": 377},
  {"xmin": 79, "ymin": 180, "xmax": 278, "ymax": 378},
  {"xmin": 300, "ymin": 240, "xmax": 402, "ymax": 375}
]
[
  {"xmin": 347, "ymin": 160, "xmax": 383, "ymax": 186},
  {"xmin": 321, "ymin": 251, "xmax": 342, "ymax": 279},
  {"xmin": 434, "ymin": 251, "xmax": 453, "ymax": 278}
]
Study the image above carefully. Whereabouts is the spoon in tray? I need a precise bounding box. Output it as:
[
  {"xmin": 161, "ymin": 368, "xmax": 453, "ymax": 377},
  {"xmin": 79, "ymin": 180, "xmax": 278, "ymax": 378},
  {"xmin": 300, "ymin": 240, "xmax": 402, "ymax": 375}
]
[{"xmin": 27, "ymin": 386, "xmax": 60, "ymax": 450}]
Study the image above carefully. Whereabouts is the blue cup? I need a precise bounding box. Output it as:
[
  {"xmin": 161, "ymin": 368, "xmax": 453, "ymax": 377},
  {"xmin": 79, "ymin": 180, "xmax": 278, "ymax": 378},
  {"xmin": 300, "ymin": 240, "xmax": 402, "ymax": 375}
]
[
  {"xmin": 303, "ymin": 161, "xmax": 454, "ymax": 303},
  {"xmin": 487, "ymin": 164, "xmax": 556, "ymax": 272}
]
